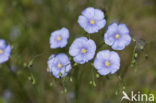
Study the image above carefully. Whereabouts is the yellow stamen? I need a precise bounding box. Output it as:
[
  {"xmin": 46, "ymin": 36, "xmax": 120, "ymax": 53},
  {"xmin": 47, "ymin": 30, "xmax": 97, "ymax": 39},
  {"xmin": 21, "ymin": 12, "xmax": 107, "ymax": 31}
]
[
  {"xmin": 105, "ymin": 61, "xmax": 110, "ymax": 67},
  {"xmin": 0, "ymin": 49, "xmax": 3, "ymax": 54},
  {"xmin": 81, "ymin": 48, "xmax": 86, "ymax": 54},
  {"xmin": 115, "ymin": 34, "xmax": 120, "ymax": 39},
  {"xmin": 57, "ymin": 63, "xmax": 62, "ymax": 68},
  {"xmin": 57, "ymin": 36, "xmax": 61, "ymax": 41},
  {"xmin": 90, "ymin": 20, "xmax": 95, "ymax": 24}
]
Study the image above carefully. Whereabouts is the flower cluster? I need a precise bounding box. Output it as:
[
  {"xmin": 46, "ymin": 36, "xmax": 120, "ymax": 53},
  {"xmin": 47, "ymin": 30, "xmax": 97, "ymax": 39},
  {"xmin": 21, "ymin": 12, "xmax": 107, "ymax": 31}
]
[
  {"xmin": 48, "ymin": 7, "xmax": 131, "ymax": 78},
  {"xmin": 48, "ymin": 27, "xmax": 71, "ymax": 78}
]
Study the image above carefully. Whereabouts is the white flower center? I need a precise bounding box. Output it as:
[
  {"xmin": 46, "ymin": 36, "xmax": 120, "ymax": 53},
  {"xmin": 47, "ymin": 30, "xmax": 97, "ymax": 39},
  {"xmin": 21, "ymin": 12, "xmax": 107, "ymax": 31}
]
[
  {"xmin": 0, "ymin": 49, "xmax": 3, "ymax": 54},
  {"xmin": 57, "ymin": 36, "xmax": 61, "ymax": 41},
  {"xmin": 81, "ymin": 48, "xmax": 86, "ymax": 54},
  {"xmin": 105, "ymin": 61, "xmax": 110, "ymax": 67},
  {"xmin": 115, "ymin": 34, "xmax": 120, "ymax": 39},
  {"xmin": 57, "ymin": 63, "xmax": 62, "ymax": 68},
  {"xmin": 90, "ymin": 20, "xmax": 95, "ymax": 24}
]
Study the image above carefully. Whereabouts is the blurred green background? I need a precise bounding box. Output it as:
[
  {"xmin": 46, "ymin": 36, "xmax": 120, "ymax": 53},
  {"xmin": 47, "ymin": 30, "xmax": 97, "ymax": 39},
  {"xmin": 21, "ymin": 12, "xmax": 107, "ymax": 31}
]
[{"xmin": 0, "ymin": 0, "xmax": 156, "ymax": 103}]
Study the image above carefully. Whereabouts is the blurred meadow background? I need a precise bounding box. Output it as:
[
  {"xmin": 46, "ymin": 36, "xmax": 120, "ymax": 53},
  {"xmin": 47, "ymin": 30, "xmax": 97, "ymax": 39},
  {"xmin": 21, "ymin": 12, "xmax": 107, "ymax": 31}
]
[{"xmin": 0, "ymin": 0, "xmax": 156, "ymax": 103}]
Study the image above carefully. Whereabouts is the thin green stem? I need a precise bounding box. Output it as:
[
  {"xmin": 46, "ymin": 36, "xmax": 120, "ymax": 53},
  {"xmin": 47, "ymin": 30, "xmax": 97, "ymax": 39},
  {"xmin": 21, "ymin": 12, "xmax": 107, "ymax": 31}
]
[{"xmin": 6, "ymin": 61, "xmax": 32, "ymax": 102}]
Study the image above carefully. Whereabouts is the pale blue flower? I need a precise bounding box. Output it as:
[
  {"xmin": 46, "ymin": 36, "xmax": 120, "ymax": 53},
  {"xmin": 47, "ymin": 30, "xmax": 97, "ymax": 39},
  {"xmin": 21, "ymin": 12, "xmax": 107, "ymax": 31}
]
[
  {"xmin": 0, "ymin": 39, "xmax": 11, "ymax": 64},
  {"xmin": 49, "ymin": 27, "xmax": 69, "ymax": 49},
  {"xmin": 69, "ymin": 37, "xmax": 96, "ymax": 64},
  {"xmin": 47, "ymin": 53, "xmax": 71, "ymax": 78},
  {"xmin": 94, "ymin": 50, "xmax": 120, "ymax": 76},
  {"xmin": 104, "ymin": 23, "xmax": 131, "ymax": 50},
  {"xmin": 78, "ymin": 7, "xmax": 106, "ymax": 34},
  {"xmin": 3, "ymin": 90, "xmax": 12, "ymax": 100},
  {"xmin": 3, "ymin": 90, "xmax": 12, "ymax": 103}
]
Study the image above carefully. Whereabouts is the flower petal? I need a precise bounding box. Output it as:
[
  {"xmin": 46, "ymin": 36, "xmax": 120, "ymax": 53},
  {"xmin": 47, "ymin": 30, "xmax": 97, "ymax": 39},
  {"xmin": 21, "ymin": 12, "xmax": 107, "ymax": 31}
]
[
  {"xmin": 94, "ymin": 9, "xmax": 104, "ymax": 20},
  {"xmin": 96, "ymin": 19, "xmax": 106, "ymax": 29},
  {"xmin": 96, "ymin": 50, "xmax": 110, "ymax": 60},
  {"xmin": 82, "ymin": 7, "xmax": 94, "ymax": 18},
  {"xmin": 84, "ymin": 25, "xmax": 99, "ymax": 34},
  {"xmin": 94, "ymin": 58, "xmax": 104, "ymax": 70},
  {"xmin": 97, "ymin": 69, "xmax": 110, "ymax": 76},
  {"xmin": 118, "ymin": 24, "xmax": 129, "ymax": 34},
  {"xmin": 112, "ymin": 40, "xmax": 125, "ymax": 50},
  {"xmin": 120, "ymin": 34, "xmax": 131, "ymax": 46},
  {"xmin": 78, "ymin": 16, "xmax": 88, "ymax": 29},
  {"xmin": 104, "ymin": 33, "xmax": 115, "ymax": 46},
  {"xmin": 60, "ymin": 27, "xmax": 69, "ymax": 39},
  {"xmin": 73, "ymin": 54, "xmax": 85, "ymax": 64}
]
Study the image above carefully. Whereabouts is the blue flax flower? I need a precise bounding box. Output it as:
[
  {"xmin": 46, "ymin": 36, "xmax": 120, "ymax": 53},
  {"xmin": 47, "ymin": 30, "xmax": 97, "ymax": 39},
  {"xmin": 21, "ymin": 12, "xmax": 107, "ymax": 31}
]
[
  {"xmin": 78, "ymin": 7, "xmax": 106, "ymax": 34},
  {"xmin": 104, "ymin": 23, "xmax": 131, "ymax": 50},
  {"xmin": 69, "ymin": 37, "xmax": 96, "ymax": 64},
  {"xmin": 94, "ymin": 50, "xmax": 120, "ymax": 76},
  {"xmin": 47, "ymin": 53, "xmax": 71, "ymax": 78},
  {"xmin": 49, "ymin": 27, "xmax": 69, "ymax": 49},
  {"xmin": 0, "ymin": 39, "xmax": 11, "ymax": 64}
]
